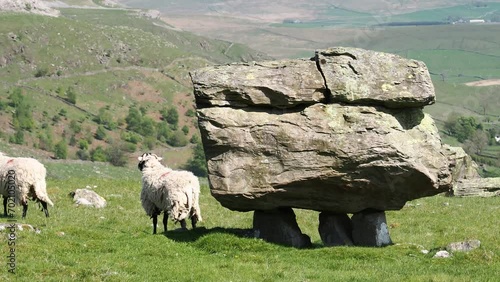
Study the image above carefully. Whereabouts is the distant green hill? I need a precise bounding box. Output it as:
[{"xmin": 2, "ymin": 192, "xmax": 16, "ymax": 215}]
[{"xmin": 0, "ymin": 8, "xmax": 270, "ymax": 169}]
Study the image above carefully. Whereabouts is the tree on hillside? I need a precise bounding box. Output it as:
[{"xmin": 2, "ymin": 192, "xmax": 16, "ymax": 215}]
[
  {"xmin": 66, "ymin": 86, "xmax": 77, "ymax": 104},
  {"xmin": 96, "ymin": 107, "xmax": 117, "ymax": 130},
  {"xmin": 9, "ymin": 88, "xmax": 35, "ymax": 131},
  {"xmin": 54, "ymin": 139, "xmax": 68, "ymax": 159},
  {"xmin": 443, "ymin": 112, "xmax": 460, "ymax": 136},
  {"xmin": 454, "ymin": 116, "xmax": 481, "ymax": 143},
  {"xmin": 479, "ymin": 99, "xmax": 489, "ymax": 116},
  {"xmin": 464, "ymin": 129, "xmax": 489, "ymax": 155},
  {"xmin": 184, "ymin": 141, "xmax": 207, "ymax": 177},
  {"xmin": 90, "ymin": 146, "xmax": 107, "ymax": 162},
  {"xmin": 161, "ymin": 107, "xmax": 179, "ymax": 129},
  {"xmin": 126, "ymin": 106, "xmax": 143, "ymax": 133},
  {"xmin": 139, "ymin": 117, "xmax": 157, "ymax": 137},
  {"xmin": 106, "ymin": 145, "xmax": 127, "ymax": 167},
  {"xmin": 95, "ymin": 125, "xmax": 107, "ymax": 140}
]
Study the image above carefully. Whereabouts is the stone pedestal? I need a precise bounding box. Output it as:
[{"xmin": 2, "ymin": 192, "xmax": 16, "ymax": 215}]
[
  {"xmin": 318, "ymin": 212, "xmax": 353, "ymax": 246},
  {"xmin": 253, "ymin": 208, "xmax": 311, "ymax": 248},
  {"xmin": 351, "ymin": 210, "xmax": 392, "ymax": 247}
]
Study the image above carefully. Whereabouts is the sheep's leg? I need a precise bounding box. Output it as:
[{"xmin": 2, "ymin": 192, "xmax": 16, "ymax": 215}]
[
  {"xmin": 22, "ymin": 203, "xmax": 28, "ymax": 219},
  {"xmin": 152, "ymin": 214, "xmax": 158, "ymax": 234},
  {"xmin": 191, "ymin": 216, "xmax": 198, "ymax": 229},
  {"xmin": 180, "ymin": 219, "xmax": 187, "ymax": 230},
  {"xmin": 3, "ymin": 196, "xmax": 7, "ymax": 216},
  {"xmin": 41, "ymin": 201, "xmax": 49, "ymax": 217},
  {"xmin": 163, "ymin": 212, "xmax": 168, "ymax": 233}
]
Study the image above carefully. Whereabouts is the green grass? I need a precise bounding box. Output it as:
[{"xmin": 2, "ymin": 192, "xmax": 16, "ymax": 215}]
[
  {"xmin": 388, "ymin": 2, "xmax": 500, "ymax": 23},
  {"xmin": 0, "ymin": 162, "xmax": 499, "ymax": 281}
]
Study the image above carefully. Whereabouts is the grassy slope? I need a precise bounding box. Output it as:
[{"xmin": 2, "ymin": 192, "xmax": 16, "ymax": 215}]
[
  {"xmin": 0, "ymin": 165, "xmax": 498, "ymax": 281},
  {"xmin": 0, "ymin": 9, "xmax": 269, "ymax": 167}
]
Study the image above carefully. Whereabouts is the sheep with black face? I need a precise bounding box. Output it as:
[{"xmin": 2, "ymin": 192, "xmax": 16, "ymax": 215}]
[{"xmin": 138, "ymin": 153, "xmax": 202, "ymax": 234}]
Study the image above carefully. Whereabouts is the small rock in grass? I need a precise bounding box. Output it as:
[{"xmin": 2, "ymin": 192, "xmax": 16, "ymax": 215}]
[
  {"xmin": 446, "ymin": 239, "xmax": 481, "ymax": 252},
  {"xmin": 433, "ymin": 250, "xmax": 451, "ymax": 258}
]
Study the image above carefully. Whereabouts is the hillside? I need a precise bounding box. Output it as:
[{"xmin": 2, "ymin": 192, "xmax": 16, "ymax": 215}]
[
  {"xmin": 112, "ymin": 0, "xmax": 500, "ymax": 175},
  {"xmin": 0, "ymin": 5, "xmax": 270, "ymax": 169}
]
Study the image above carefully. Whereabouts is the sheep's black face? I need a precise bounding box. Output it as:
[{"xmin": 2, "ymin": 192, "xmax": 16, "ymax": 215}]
[
  {"xmin": 138, "ymin": 152, "xmax": 162, "ymax": 171},
  {"xmin": 138, "ymin": 160, "xmax": 146, "ymax": 171}
]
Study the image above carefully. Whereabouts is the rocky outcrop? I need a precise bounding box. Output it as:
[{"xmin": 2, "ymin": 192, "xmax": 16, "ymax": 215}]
[
  {"xmin": 452, "ymin": 178, "xmax": 500, "ymax": 197},
  {"xmin": 0, "ymin": 0, "xmax": 60, "ymax": 17},
  {"xmin": 191, "ymin": 47, "xmax": 454, "ymax": 247},
  {"xmin": 444, "ymin": 145, "xmax": 480, "ymax": 182}
]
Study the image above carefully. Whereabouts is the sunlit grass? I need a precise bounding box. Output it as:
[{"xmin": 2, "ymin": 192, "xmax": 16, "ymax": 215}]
[{"xmin": 0, "ymin": 161, "xmax": 498, "ymax": 281}]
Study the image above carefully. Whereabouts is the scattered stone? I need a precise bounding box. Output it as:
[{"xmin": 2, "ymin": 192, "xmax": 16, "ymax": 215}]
[
  {"xmin": 433, "ymin": 250, "xmax": 451, "ymax": 258},
  {"xmin": 70, "ymin": 189, "xmax": 107, "ymax": 208},
  {"xmin": 56, "ymin": 231, "xmax": 65, "ymax": 236},
  {"xmin": 351, "ymin": 210, "xmax": 392, "ymax": 247},
  {"xmin": 421, "ymin": 249, "xmax": 429, "ymax": 254},
  {"xmin": 446, "ymin": 240, "xmax": 481, "ymax": 252},
  {"xmin": 452, "ymin": 178, "xmax": 500, "ymax": 197},
  {"xmin": 318, "ymin": 212, "xmax": 353, "ymax": 246},
  {"xmin": 253, "ymin": 208, "xmax": 311, "ymax": 248}
]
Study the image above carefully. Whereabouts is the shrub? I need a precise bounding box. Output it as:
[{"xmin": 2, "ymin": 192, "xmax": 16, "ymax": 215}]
[
  {"xmin": 106, "ymin": 146, "xmax": 127, "ymax": 167},
  {"xmin": 66, "ymin": 86, "xmax": 77, "ymax": 104},
  {"xmin": 167, "ymin": 130, "xmax": 188, "ymax": 147},
  {"xmin": 185, "ymin": 109, "xmax": 196, "ymax": 117},
  {"xmin": 9, "ymin": 129, "xmax": 24, "ymax": 145},
  {"xmin": 95, "ymin": 125, "xmax": 107, "ymax": 140},
  {"xmin": 54, "ymin": 139, "xmax": 68, "ymax": 159},
  {"xmin": 90, "ymin": 146, "xmax": 107, "ymax": 162},
  {"xmin": 76, "ymin": 149, "xmax": 89, "ymax": 160},
  {"xmin": 34, "ymin": 67, "xmax": 49, "ymax": 78}
]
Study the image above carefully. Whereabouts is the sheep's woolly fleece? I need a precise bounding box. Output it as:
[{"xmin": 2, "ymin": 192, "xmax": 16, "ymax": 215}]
[
  {"xmin": 0, "ymin": 152, "xmax": 53, "ymax": 207},
  {"xmin": 139, "ymin": 153, "xmax": 202, "ymax": 223}
]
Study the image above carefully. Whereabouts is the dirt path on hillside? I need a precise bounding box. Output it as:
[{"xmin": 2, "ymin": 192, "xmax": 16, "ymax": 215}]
[{"xmin": 465, "ymin": 79, "xmax": 500, "ymax": 87}]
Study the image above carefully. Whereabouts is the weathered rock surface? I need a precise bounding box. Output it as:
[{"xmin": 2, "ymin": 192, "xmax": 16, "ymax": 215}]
[
  {"xmin": 452, "ymin": 178, "xmax": 500, "ymax": 197},
  {"xmin": 446, "ymin": 239, "xmax": 481, "ymax": 252},
  {"xmin": 191, "ymin": 59, "xmax": 326, "ymax": 108},
  {"xmin": 316, "ymin": 47, "xmax": 435, "ymax": 108},
  {"xmin": 191, "ymin": 46, "xmax": 454, "ymax": 247},
  {"xmin": 71, "ymin": 189, "xmax": 107, "ymax": 208},
  {"xmin": 0, "ymin": 0, "xmax": 60, "ymax": 17},
  {"xmin": 444, "ymin": 145, "xmax": 480, "ymax": 182},
  {"xmin": 196, "ymin": 103, "xmax": 451, "ymax": 213},
  {"xmin": 351, "ymin": 211, "xmax": 392, "ymax": 247}
]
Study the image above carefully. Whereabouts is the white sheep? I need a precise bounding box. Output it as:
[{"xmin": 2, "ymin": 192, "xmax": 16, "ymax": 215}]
[
  {"xmin": 138, "ymin": 152, "xmax": 202, "ymax": 234},
  {"xmin": 0, "ymin": 152, "xmax": 54, "ymax": 218}
]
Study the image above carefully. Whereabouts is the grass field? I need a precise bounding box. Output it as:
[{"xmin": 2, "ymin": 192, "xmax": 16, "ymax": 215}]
[{"xmin": 0, "ymin": 161, "xmax": 499, "ymax": 281}]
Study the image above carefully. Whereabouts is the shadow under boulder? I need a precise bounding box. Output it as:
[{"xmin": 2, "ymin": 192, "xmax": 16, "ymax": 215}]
[{"xmin": 253, "ymin": 208, "xmax": 312, "ymax": 248}]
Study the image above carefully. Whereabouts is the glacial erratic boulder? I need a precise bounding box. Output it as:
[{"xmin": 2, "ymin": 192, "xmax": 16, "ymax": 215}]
[{"xmin": 191, "ymin": 47, "xmax": 453, "ymax": 215}]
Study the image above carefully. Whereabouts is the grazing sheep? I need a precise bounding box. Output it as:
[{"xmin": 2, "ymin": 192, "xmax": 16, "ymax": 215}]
[
  {"xmin": 0, "ymin": 152, "xmax": 53, "ymax": 218},
  {"xmin": 138, "ymin": 152, "xmax": 202, "ymax": 234}
]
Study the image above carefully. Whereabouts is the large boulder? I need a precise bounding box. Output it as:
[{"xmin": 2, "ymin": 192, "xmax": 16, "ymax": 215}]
[
  {"xmin": 192, "ymin": 48, "xmax": 452, "ymax": 214},
  {"xmin": 191, "ymin": 47, "xmax": 454, "ymax": 246}
]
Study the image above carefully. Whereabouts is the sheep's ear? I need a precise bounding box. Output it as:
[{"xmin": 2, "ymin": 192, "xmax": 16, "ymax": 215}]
[
  {"xmin": 138, "ymin": 156, "xmax": 143, "ymax": 161},
  {"xmin": 157, "ymin": 157, "xmax": 163, "ymax": 161}
]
